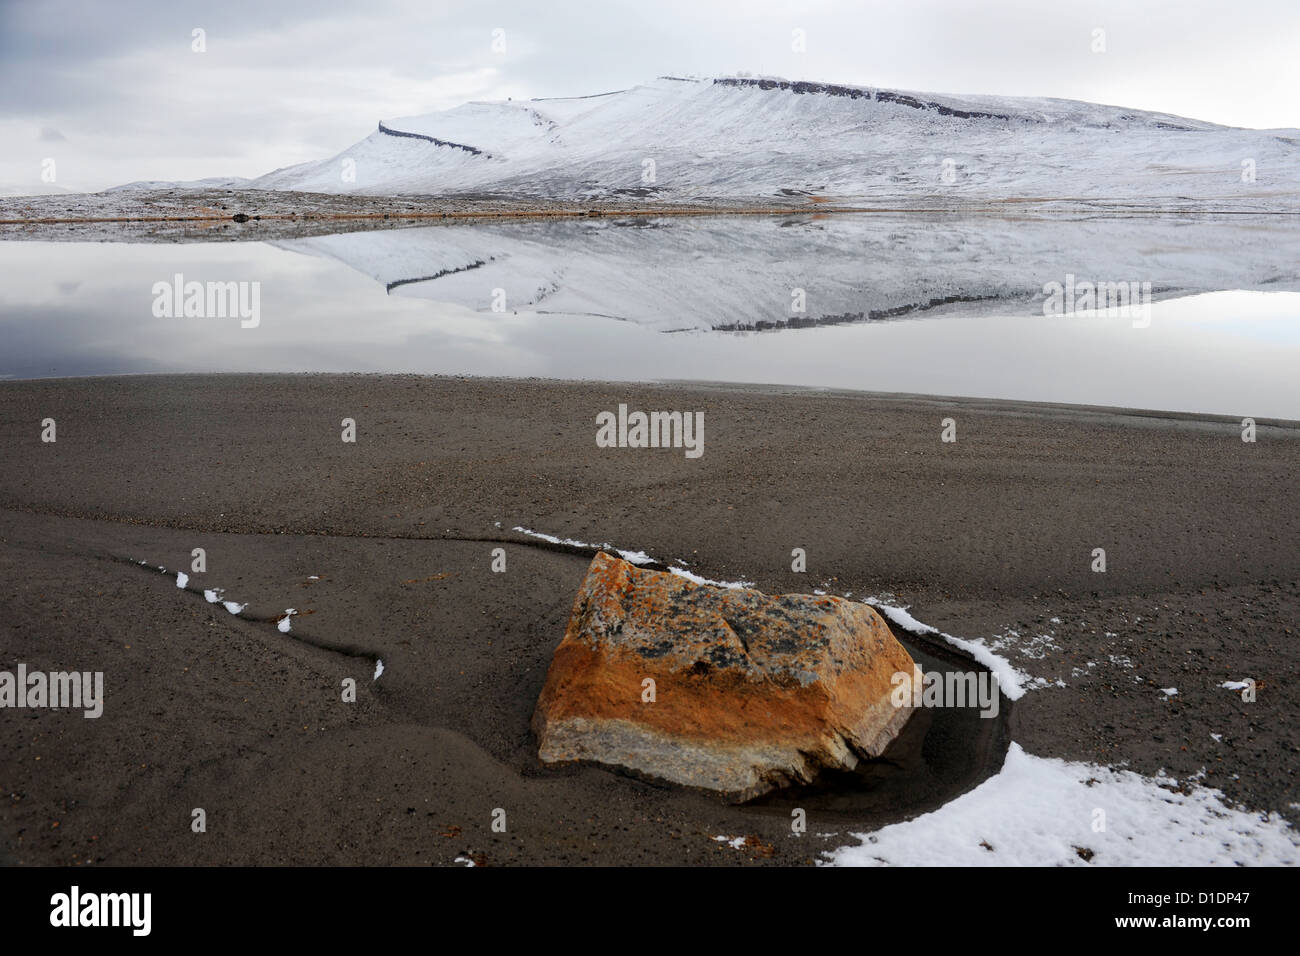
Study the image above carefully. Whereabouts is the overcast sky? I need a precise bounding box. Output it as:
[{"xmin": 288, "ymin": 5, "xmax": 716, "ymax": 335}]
[{"xmin": 2, "ymin": 0, "xmax": 1297, "ymax": 191}]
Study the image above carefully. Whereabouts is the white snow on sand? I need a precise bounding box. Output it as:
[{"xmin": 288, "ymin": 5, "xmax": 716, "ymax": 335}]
[
  {"xmin": 373, "ymin": 659, "xmax": 384, "ymax": 681},
  {"xmin": 664, "ymin": 565, "xmax": 754, "ymax": 590},
  {"xmin": 1220, "ymin": 680, "xmax": 1252, "ymax": 691},
  {"xmin": 135, "ymin": 562, "xmax": 244, "ymax": 614},
  {"xmin": 823, "ymin": 743, "xmax": 1299, "ymax": 867},
  {"xmin": 277, "ymin": 610, "xmax": 295, "ymax": 633},
  {"xmin": 512, "ymin": 526, "xmax": 753, "ymax": 588},
  {"xmin": 512, "ymin": 526, "xmax": 655, "ymax": 566},
  {"xmin": 205, "ymin": 586, "xmax": 246, "ymax": 614},
  {"xmin": 866, "ymin": 600, "xmax": 1037, "ymax": 701}
]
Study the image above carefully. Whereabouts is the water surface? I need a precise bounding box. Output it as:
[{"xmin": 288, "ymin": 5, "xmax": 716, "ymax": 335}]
[{"xmin": 2, "ymin": 214, "xmax": 1298, "ymax": 418}]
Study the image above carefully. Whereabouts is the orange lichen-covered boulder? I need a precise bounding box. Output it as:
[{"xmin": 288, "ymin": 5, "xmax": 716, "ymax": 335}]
[{"xmin": 532, "ymin": 551, "xmax": 917, "ymax": 802}]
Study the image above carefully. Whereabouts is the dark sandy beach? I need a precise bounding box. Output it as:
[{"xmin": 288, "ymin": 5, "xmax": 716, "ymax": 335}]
[{"xmin": 1, "ymin": 374, "xmax": 1296, "ymax": 865}]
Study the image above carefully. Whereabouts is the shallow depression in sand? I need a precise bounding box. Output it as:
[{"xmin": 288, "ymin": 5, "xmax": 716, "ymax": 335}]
[{"xmin": 746, "ymin": 630, "xmax": 1012, "ymax": 824}]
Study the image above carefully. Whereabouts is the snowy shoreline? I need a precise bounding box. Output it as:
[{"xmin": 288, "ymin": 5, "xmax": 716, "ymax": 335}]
[{"xmin": 3, "ymin": 187, "xmax": 1297, "ymax": 245}]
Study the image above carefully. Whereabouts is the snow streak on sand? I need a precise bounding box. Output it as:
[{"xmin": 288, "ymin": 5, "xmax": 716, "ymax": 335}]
[
  {"xmin": 865, "ymin": 600, "xmax": 1039, "ymax": 701},
  {"xmin": 512, "ymin": 526, "xmax": 753, "ymax": 588},
  {"xmin": 512, "ymin": 526, "xmax": 654, "ymax": 566},
  {"xmin": 196, "ymin": 586, "xmax": 246, "ymax": 615},
  {"xmin": 135, "ymin": 562, "xmax": 245, "ymax": 614},
  {"xmin": 664, "ymin": 565, "xmax": 754, "ymax": 590},
  {"xmin": 824, "ymin": 743, "xmax": 1299, "ymax": 866}
]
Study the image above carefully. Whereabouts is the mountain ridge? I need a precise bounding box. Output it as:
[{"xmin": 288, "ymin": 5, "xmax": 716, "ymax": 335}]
[{"xmin": 246, "ymin": 75, "xmax": 1298, "ymax": 208}]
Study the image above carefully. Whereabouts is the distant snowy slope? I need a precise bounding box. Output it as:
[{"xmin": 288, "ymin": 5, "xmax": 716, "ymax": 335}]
[
  {"xmin": 0, "ymin": 183, "xmax": 79, "ymax": 198},
  {"xmin": 250, "ymin": 76, "xmax": 1300, "ymax": 208},
  {"xmin": 106, "ymin": 177, "xmax": 252, "ymax": 192}
]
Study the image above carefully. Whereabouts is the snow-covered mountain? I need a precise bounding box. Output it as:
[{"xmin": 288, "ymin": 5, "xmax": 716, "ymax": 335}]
[{"xmin": 252, "ymin": 75, "xmax": 1300, "ymax": 209}]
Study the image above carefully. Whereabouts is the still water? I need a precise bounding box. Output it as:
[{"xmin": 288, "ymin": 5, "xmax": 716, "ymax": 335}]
[{"xmin": 2, "ymin": 214, "xmax": 1298, "ymax": 418}]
